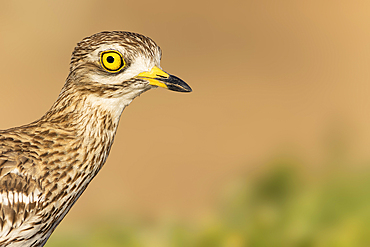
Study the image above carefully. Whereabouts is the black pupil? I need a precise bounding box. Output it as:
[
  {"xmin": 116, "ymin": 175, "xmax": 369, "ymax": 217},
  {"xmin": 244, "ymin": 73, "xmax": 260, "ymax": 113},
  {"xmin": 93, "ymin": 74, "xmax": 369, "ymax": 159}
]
[{"xmin": 107, "ymin": 56, "xmax": 114, "ymax": 63}]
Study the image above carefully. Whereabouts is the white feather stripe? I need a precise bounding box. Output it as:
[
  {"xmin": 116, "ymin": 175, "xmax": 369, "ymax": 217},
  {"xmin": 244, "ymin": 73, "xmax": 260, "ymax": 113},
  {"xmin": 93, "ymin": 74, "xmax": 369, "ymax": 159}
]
[
  {"xmin": 8, "ymin": 191, "xmax": 13, "ymax": 206},
  {"xmin": 14, "ymin": 192, "xmax": 18, "ymax": 204},
  {"xmin": 0, "ymin": 191, "xmax": 41, "ymax": 207},
  {"xmin": 34, "ymin": 193, "xmax": 38, "ymax": 202},
  {"xmin": 23, "ymin": 194, "xmax": 29, "ymax": 205},
  {"xmin": 3, "ymin": 195, "xmax": 8, "ymax": 206}
]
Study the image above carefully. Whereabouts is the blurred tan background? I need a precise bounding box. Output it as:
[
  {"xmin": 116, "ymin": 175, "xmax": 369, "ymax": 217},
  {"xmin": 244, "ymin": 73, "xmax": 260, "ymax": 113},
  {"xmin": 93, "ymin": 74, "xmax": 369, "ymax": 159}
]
[{"xmin": 1, "ymin": 0, "xmax": 370, "ymax": 246}]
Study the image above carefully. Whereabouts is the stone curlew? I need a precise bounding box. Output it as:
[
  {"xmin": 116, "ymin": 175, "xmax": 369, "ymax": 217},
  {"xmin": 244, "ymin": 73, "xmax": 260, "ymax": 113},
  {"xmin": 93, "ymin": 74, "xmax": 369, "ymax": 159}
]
[{"xmin": 0, "ymin": 31, "xmax": 192, "ymax": 246}]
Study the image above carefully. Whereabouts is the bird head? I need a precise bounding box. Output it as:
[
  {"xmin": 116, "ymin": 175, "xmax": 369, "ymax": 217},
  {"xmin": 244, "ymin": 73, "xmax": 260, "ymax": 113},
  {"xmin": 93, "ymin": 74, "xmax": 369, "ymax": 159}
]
[{"xmin": 66, "ymin": 31, "xmax": 192, "ymax": 103}]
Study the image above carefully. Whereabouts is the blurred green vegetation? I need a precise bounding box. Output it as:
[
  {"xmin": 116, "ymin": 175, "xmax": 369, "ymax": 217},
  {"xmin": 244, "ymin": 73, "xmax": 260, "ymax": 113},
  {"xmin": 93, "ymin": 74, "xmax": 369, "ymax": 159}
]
[{"xmin": 47, "ymin": 158, "xmax": 370, "ymax": 247}]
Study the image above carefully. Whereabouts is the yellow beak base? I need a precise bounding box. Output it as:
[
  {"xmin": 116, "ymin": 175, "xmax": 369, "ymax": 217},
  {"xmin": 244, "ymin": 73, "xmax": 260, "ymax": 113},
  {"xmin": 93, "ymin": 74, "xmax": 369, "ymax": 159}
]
[
  {"xmin": 135, "ymin": 66, "xmax": 192, "ymax": 93},
  {"xmin": 136, "ymin": 66, "xmax": 169, "ymax": 89}
]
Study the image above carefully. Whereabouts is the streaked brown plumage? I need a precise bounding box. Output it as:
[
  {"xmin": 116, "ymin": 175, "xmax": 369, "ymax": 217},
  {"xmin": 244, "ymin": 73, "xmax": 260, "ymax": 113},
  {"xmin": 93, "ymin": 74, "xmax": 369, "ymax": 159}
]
[{"xmin": 0, "ymin": 31, "xmax": 191, "ymax": 246}]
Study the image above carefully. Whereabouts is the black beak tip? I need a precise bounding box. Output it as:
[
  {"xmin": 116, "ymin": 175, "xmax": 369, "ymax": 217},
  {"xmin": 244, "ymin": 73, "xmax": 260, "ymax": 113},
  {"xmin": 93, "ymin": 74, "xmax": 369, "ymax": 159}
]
[
  {"xmin": 164, "ymin": 75, "xmax": 192, "ymax": 93},
  {"xmin": 167, "ymin": 83, "xmax": 192, "ymax": 93}
]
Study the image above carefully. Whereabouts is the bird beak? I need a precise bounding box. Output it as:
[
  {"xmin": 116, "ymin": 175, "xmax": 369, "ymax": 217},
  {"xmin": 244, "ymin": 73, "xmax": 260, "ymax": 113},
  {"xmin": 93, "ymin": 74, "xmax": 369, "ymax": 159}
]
[{"xmin": 136, "ymin": 66, "xmax": 192, "ymax": 92}]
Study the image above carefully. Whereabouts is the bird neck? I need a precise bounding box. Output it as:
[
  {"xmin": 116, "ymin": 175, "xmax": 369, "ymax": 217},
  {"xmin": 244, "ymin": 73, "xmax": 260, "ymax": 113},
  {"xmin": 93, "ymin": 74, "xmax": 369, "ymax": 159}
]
[
  {"xmin": 41, "ymin": 84, "xmax": 132, "ymax": 135},
  {"xmin": 34, "ymin": 80, "xmax": 149, "ymax": 178},
  {"xmin": 37, "ymin": 87, "xmax": 131, "ymax": 173}
]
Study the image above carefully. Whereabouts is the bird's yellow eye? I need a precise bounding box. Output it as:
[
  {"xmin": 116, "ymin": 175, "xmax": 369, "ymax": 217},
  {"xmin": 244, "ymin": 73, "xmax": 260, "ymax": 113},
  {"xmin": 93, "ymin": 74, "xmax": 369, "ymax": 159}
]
[{"xmin": 100, "ymin": 50, "xmax": 125, "ymax": 72}]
